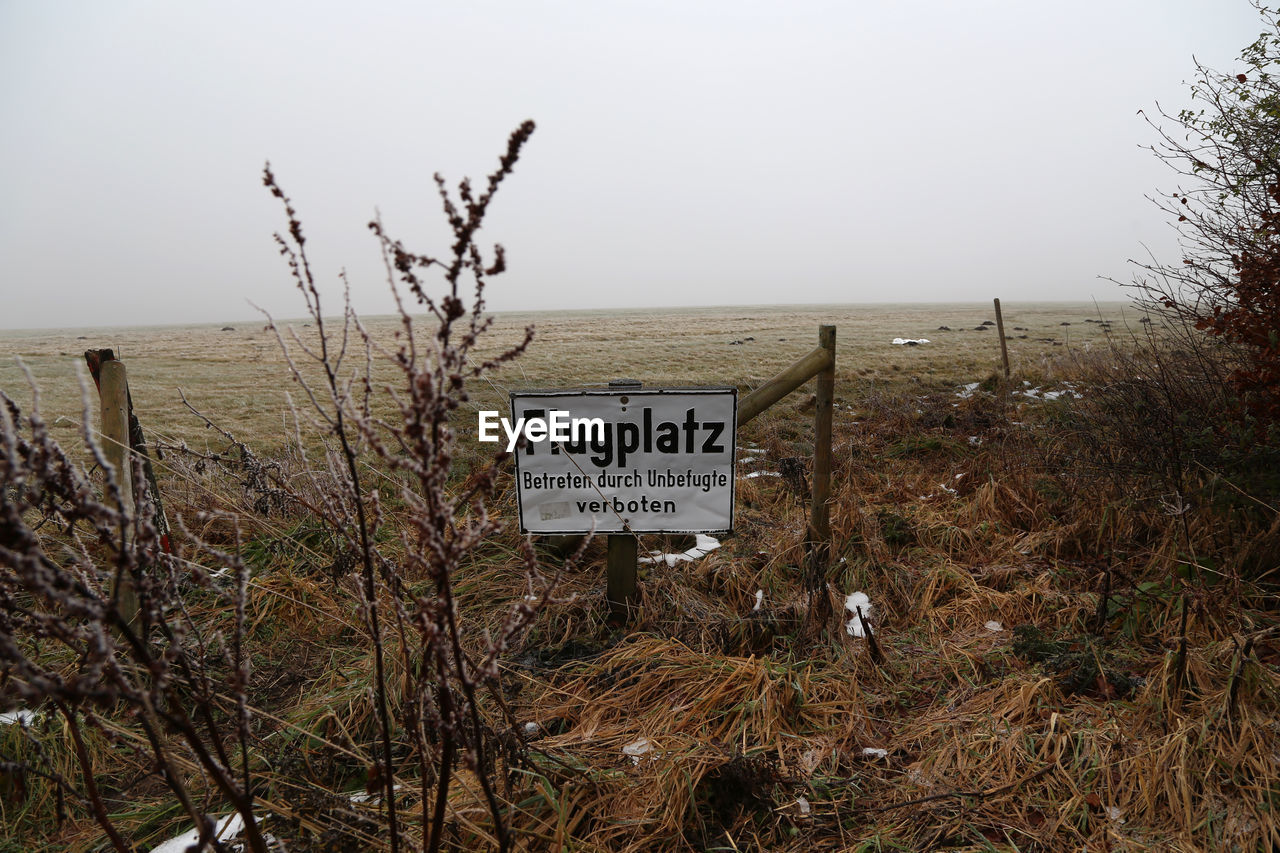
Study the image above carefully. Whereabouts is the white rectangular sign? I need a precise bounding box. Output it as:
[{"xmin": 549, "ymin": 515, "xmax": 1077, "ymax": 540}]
[{"xmin": 510, "ymin": 387, "xmax": 736, "ymax": 534}]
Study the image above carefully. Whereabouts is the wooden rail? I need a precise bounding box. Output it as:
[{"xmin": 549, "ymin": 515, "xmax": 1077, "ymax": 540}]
[{"xmin": 737, "ymin": 344, "xmax": 833, "ymax": 426}]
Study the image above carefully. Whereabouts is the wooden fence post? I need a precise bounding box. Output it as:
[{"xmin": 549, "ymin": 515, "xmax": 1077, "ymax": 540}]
[
  {"xmin": 606, "ymin": 378, "xmax": 642, "ymax": 622},
  {"xmin": 734, "ymin": 327, "xmax": 838, "ymax": 625},
  {"xmin": 994, "ymin": 297, "xmax": 1010, "ymax": 379},
  {"xmin": 99, "ymin": 359, "xmax": 138, "ymax": 624},
  {"xmin": 592, "ymin": 328, "xmax": 838, "ymax": 626},
  {"xmin": 85, "ymin": 349, "xmax": 171, "ymax": 554},
  {"xmin": 806, "ymin": 325, "xmax": 836, "ymax": 622}
]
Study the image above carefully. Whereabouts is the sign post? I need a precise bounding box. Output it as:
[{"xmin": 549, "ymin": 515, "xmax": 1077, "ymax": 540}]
[{"xmin": 605, "ymin": 379, "xmax": 642, "ymax": 621}]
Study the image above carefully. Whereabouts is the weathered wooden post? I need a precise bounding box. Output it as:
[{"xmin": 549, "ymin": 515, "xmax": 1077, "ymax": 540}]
[
  {"xmin": 606, "ymin": 378, "xmax": 642, "ymax": 621},
  {"xmin": 606, "ymin": 535, "xmax": 638, "ymax": 622},
  {"xmin": 806, "ymin": 326, "xmax": 836, "ymax": 620},
  {"xmin": 733, "ymin": 325, "xmax": 837, "ymax": 623},
  {"xmin": 99, "ymin": 359, "xmax": 138, "ymax": 623},
  {"xmin": 993, "ymin": 297, "xmax": 1010, "ymax": 379},
  {"xmin": 85, "ymin": 348, "xmax": 171, "ymax": 554}
]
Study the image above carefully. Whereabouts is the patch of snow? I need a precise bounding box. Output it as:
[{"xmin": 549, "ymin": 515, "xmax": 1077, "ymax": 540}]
[
  {"xmin": 151, "ymin": 813, "xmax": 245, "ymax": 853},
  {"xmin": 752, "ymin": 590, "xmax": 764, "ymax": 612},
  {"xmin": 844, "ymin": 592, "xmax": 874, "ymax": 638},
  {"xmin": 967, "ymin": 435, "xmax": 982, "ymax": 446},
  {"xmin": 622, "ymin": 737, "xmax": 654, "ymax": 765},
  {"xmin": 350, "ymin": 785, "xmax": 401, "ymax": 805},
  {"xmin": 692, "ymin": 534, "xmax": 721, "ymax": 555},
  {"xmin": 938, "ymin": 482, "xmax": 957, "ymax": 496},
  {"xmin": 891, "ymin": 338, "xmax": 931, "ymax": 346},
  {"xmin": 985, "ymin": 621, "xmax": 1004, "ymax": 633},
  {"xmin": 523, "ymin": 722, "xmax": 540, "ymax": 736},
  {"xmin": 1019, "ymin": 382, "xmax": 1079, "ymax": 401},
  {"xmin": 640, "ymin": 534, "xmax": 721, "ymax": 567},
  {"xmin": 0, "ymin": 710, "xmax": 38, "ymax": 726},
  {"xmin": 861, "ymin": 747, "xmax": 889, "ymax": 759},
  {"xmin": 1106, "ymin": 806, "xmax": 1125, "ymax": 825},
  {"xmin": 796, "ymin": 795, "xmax": 811, "ymax": 815},
  {"xmin": 956, "ymin": 382, "xmax": 981, "ymax": 399},
  {"xmin": 740, "ymin": 470, "xmax": 781, "ymax": 479}
]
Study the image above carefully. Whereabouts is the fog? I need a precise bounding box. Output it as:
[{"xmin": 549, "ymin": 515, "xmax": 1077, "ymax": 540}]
[{"xmin": 0, "ymin": 1, "xmax": 1264, "ymax": 329}]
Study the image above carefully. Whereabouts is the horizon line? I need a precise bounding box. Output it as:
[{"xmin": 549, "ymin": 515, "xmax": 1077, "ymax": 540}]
[{"xmin": 0, "ymin": 297, "xmax": 1138, "ymax": 334}]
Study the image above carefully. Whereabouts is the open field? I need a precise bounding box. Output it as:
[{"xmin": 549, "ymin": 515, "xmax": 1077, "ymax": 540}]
[
  {"xmin": 0, "ymin": 301, "xmax": 1132, "ymax": 451},
  {"xmin": 4, "ymin": 300, "xmax": 1278, "ymax": 852}
]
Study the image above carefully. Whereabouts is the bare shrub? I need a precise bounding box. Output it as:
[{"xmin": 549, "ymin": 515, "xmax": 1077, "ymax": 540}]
[
  {"xmin": 253, "ymin": 118, "xmax": 577, "ymax": 853},
  {"xmin": 1050, "ymin": 327, "xmax": 1280, "ymax": 717},
  {"xmin": 1, "ymin": 380, "xmax": 269, "ymax": 852},
  {"xmin": 1132, "ymin": 2, "xmax": 1280, "ymax": 425},
  {"xmin": 1, "ymin": 120, "xmax": 577, "ymax": 852},
  {"xmin": 1054, "ymin": 331, "xmax": 1247, "ymax": 504}
]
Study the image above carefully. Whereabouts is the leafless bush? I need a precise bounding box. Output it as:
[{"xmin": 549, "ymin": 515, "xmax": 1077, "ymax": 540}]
[
  {"xmin": 1, "ymin": 379, "xmax": 269, "ymax": 852},
  {"xmin": 1127, "ymin": 2, "xmax": 1280, "ymax": 424},
  {"xmin": 1052, "ymin": 324, "xmax": 1280, "ymax": 678},
  {"xmin": 1056, "ymin": 329, "xmax": 1244, "ymax": 499},
  {"xmin": 254, "ymin": 118, "xmax": 579, "ymax": 852},
  {"xmin": 1, "ymin": 120, "xmax": 577, "ymax": 851}
]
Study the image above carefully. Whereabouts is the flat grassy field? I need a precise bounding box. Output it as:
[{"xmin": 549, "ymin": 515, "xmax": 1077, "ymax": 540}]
[
  {"xmin": 0, "ymin": 300, "xmax": 1131, "ymax": 451},
  {"xmin": 4, "ymin": 300, "xmax": 1276, "ymax": 853}
]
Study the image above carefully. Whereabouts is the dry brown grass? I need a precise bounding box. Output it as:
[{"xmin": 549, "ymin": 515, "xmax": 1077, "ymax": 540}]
[{"xmin": 4, "ymin": 302, "xmax": 1278, "ymax": 852}]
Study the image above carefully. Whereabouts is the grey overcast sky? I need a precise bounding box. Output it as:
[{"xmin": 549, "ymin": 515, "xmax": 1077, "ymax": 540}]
[{"xmin": 0, "ymin": 1, "xmax": 1267, "ymax": 329}]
